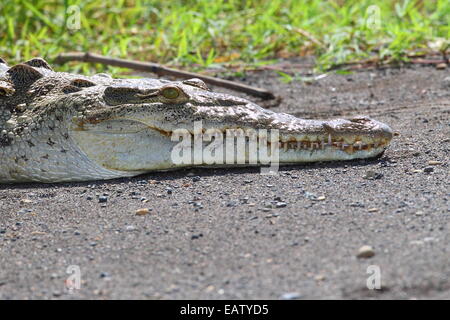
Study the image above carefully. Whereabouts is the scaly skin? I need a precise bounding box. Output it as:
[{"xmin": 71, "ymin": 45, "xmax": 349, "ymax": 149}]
[{"xmin": 0, "ymin": 58, "xmax": 393, "ymax": 183}]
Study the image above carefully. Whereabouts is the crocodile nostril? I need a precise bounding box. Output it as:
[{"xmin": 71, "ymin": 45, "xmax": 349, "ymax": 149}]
[
  {"xmin": 62, "ymin": 85, "xmax": 82, "ymax": 94},
  {"xmin": 103, "ymin": 86, "xmax": 162, "ymax": 105},
  {"xmin": 70, "ymin": 79, "xmax": 96, "ymax": 88},
  {"xmin": 136, "ymin": 91, "xmax": 159, "ymax": 99},
  {"xmin": 217, "ymin": 99, "xmax": 247, "ymax": 106}
]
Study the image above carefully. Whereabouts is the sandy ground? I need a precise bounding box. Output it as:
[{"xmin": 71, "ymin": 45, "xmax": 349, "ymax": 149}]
[{"xmin": 0, "ymin": 63, "xmax": 449, "ymax": 299}]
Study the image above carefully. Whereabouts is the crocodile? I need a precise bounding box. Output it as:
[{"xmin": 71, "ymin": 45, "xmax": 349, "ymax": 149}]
[{"xmin": 0, "ymin": 57, "xmax": 393, "ymax": 183}]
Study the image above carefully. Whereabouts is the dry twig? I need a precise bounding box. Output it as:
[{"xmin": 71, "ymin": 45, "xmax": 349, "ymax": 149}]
[{"xmin": 54, "ymin": 52, "xmax": 275, "ymax": 100}]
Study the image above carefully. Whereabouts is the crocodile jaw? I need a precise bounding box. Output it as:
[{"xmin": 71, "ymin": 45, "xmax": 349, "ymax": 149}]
[
  {"xmin": 273, "ymin": 117, "xmax": 392, "ymax": 163},
  {"xmin": 69, "ymin": 111, "xmax": 393, "ymax": 173}
]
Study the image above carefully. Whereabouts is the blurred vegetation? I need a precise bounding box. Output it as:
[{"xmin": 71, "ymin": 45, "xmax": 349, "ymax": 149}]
[{"xmin": 0, "ymin": 0, "xmax": 449, "ymax": 74}]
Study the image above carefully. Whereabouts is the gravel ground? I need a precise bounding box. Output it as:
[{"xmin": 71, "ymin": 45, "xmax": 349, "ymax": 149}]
[{"xmin": 0, "ymin": 63, "xmax": 449, "ymax": 299}]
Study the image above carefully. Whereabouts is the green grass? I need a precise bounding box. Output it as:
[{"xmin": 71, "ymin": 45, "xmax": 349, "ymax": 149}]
[{"xmin": 0, "ymin": 0, "xmax": 449, "ymax": 75}]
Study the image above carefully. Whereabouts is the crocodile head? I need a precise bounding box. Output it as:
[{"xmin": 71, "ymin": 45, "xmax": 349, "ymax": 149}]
[{"xmin": 0, "ymin": 58, "xmax": 393, "ymax": 183}]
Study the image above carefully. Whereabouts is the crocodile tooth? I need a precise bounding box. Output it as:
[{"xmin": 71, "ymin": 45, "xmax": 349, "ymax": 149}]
[{"xmin": 353, "ymin": 140, "xmax": 363, "ymax": 150}]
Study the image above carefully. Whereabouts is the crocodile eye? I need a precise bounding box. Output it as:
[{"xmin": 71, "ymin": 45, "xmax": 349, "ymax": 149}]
[{"xmin": 161, "ymin": 87, "xmax": 180, "ymax": 99}]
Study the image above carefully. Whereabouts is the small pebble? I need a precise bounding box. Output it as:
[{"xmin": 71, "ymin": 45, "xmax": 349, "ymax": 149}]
[
  {"xmin": 193, "ymin": 202, "xmax": 203, "ymax": 208},
  {"xmin": 350, "ymin": 202, "xmax": 365, "ymax": 208},
  {"xmin": 423, "ymin": 167, "xmax": 434, "ymax": 173},
  {"xmin": 191, "ymin": 233, "xmax": 203, "ymax": 240},
  {"xmin": 240, "ymin": 197, "xmax": 249, "ymax": 204},
  {"xmin": 314, "ymin": 274, "xmax": 326, "ymax": 281},
  {"xmin": 363, "ymin": 170, "xmax": 383, "ymax": 180},
  {"xmin": 443, "ymin": 76, "xmax": 450, "ymax": 87},
  {"xmin": 17, "ymin": 208, "xmax": 32, "ymax": 214},
  {"xmin": 52, "ymin": 291, "xmax": 62, "ymax": 297},
  {"xmin": 368, "ymin": 208, "xmax": 379, "ymax": 212},
  {"xmin": 428, "ymin": 160, "xmax": 442, "ymax": 165},
  {"xmin": 436, "ymin": 63, "xmax": 447, "ymax": 70},
  {"xmin": 357, "ymin": 245, "xmax": 375, "ymax": 258},
  {"xmin": 135, "ymin": 208, "xmax": 150, "ymax": 216},
  {"xmin": 280, "ymin": 292, "xmax": 301, "ymax": 300},
  {"xmin": 275, "ymin": 202, "xmax": 287, "ymax": 208},
  {"xmin": 98, "ymin": 196, "xmax": 108, "ymax": 203},
  {"xmin": 205, "ymin": 285, "xmax": 215, "ymax": 292},
  {"xmin": 304, "ymin": 192, "xmax": 317, "ymax": 200}
]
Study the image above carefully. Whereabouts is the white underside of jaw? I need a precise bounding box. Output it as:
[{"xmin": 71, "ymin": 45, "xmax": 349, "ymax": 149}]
[
  {"xmin": 74, "ymin": 133, "xmax": 388, "ymax": 173},
  {"xmin": 92, "ymin": 144, "xmax": 387, "ymax": 176},
  {"xmin": 66, "ymin": 124, "xmax": 390, "ymax": 182}
]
